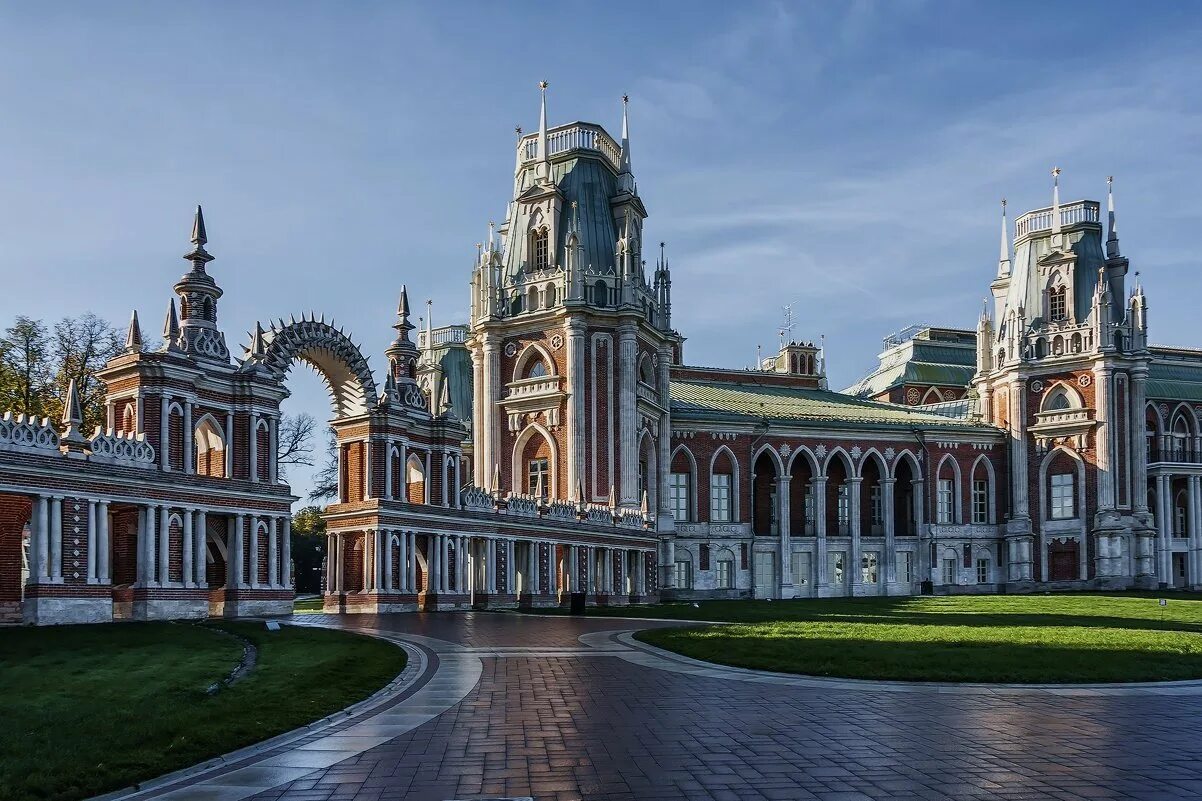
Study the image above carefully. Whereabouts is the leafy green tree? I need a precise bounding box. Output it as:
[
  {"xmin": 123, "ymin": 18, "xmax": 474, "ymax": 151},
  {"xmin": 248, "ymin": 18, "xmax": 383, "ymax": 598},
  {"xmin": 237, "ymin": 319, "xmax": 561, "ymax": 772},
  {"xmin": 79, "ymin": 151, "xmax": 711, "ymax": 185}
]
[
  {"xmin": 0, "ymin": 317, "xmax": 53, "ymax": 418},
  {"xmin": 51, "ymin": 313, "xmax": 122, "ymax": 431},
  {"xmin": 290, "ymin": 505, "xmax": 328, "ymax": 594}
]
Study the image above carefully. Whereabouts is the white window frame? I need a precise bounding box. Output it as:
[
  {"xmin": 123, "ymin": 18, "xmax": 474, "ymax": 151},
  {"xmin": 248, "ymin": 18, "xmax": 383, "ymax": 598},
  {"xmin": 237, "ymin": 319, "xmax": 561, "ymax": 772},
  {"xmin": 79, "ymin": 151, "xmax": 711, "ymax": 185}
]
[
  {"xmin": 898, "ymin": 551, "xmax": 913, "ymax": 583},
  {"xmin": 716, "ymin": 559, "xmax": 734, "ymax": 589},
  {"xmin": 942, "ymin": 557, "xmax": 957, "ymax": 585},
  {"xmin": 674, "ymin": 559, "xmax": 692, "ymax": 589},
  {"xmin": 937, "ymin": 479, "xmax": 954, "ymax": 524},
  {"xmin": 527, "ymin": 457, "xmax": 549, "ymax": 497},
  {"xmin": 1049, "ymin": 473, "xmax": 1074, "ymax": 520},
  {"xmin": 976, "ymin": 557, "xmax": 990, "ymax": 584},
  {"xmin": 669, "ymin": 472, "xmax": 690, "ymax": 522},
  {"xmin": 710, "ymin": 473, "xmax": 732, "ymax": 522},
  {"xmin": 861, "ymin": 551, "xmax": 878, "ymax": 584},
  {"xmin": 971, "ymin": 479, "xmax": 988, "ymax": 524}
]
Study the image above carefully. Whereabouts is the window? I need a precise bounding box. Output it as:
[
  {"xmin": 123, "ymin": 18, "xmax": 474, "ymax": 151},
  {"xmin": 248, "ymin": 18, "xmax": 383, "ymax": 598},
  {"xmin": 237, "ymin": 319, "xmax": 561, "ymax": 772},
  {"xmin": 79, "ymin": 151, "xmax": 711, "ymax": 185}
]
[
  {"xmin": 972, "ymin": 479, "xmax": 988, "ymax": 524},
  {"xmin": 527, "ymin": 360, "xmax": 548, "ymax": 379},
  {"xmin": 791, "ymin": 551, "xmax": 811, "ymax": 586},
  {"xmin": 716, "ymin": 559, "xmax": 734, "ymax": 589},
  {"xmin": 532, "ymin": 229, "xmax": 549, "ymax": 270},
  {"xmin": 804, "ymin": 489, "xmax": 816, "ymax": 534},
  {"xmin": 869, "ymin": 486, "xmax": 883, "ymax": 527},
  {"xmin": 1049, "ymin": 473, "xmax": 1074, "ymax": 519},
  {"xmin": 942, "ymin": 557, "xmax": 957, "ymax": 585},
  {"xmin": 976, "ymin": 558, "xmax": 990, "ymax": 584},
  {"xmin": 836, "ymin": 484, "xmax": 849, "ymax": 533},
  {"xmin": 1049, "ymin": 285, "xmax": 1067, "ymax": 321},
  {"xmin": 710, "ymin": 473, "xmax": 732, "ymax": 522},
  {"xmin": 861, "ymin": 551, "xmax": 878, "ymax": 584},
  {"xmin": 674, "ymin": 559, "xmax": 692, "ymax": 589},
  {"xmin": 937, "ymin": 479, "xmax": 954, "ymax": 523},
  {"xmin": 898, "ymin": 551, "xmax": 913, "ymax": 583},
  {"xmin": 669, "ymin": 473, "xmax": 690, "ymax": 522},
  {"xmin": 1046, "ymin": 389, "xmax": 1072, "ymax": 411},
  {"xmin": 1175, "ymin": 493, "xmax": 1187, "ymax": 537},
  {"xmin": 830, "ymin": 551, "xmax": 845, "ymax": 586},
  {"xmin": 527, "ymin": 458, "xmax": 549, "ymax": 496}
]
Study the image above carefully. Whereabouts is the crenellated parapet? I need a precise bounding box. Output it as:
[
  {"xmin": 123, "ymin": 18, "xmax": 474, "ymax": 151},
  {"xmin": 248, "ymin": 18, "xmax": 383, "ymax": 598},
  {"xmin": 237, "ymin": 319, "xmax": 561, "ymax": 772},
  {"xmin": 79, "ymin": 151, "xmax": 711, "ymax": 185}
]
[
  {"xmin": 87, "ymin": 427, "xmax": 156, "ymax": 466},
  {"xmin": 0, "ymin": 412, "xmax": 61, "ymax": 454}
]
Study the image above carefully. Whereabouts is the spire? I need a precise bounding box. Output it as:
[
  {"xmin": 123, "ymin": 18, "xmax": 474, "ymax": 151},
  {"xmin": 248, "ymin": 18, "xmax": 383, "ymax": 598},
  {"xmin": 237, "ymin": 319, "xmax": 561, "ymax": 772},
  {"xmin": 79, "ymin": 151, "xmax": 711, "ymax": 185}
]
[
  {"xmin": 163, "ymin": 298, "xmax": 180, "ymax": 349},
  {"xmin": 184, "ymin": 205, "xmax": 214, "ymax": 270},
  {"xmin": 424, "ymin": 298, "xmax": 434, "ymax": 362},
  {"xmin": 392, "ymin": 285, "xmax": 415, "ymax": 340},
  {"xmin": 513, "ymin": 125, "xmax": 524, "ymax": 177},
  {"xmin": 608, "ymin": 484, "xmax": 617, "ymax": 511},
  {"xmin": 619, "ymin": 93, "xmax": 633, "ymax": 175},
  {"xmin": 1050, "ymin": 167, "xmax": 1062, "ymax": 237},
  {"xmin": 439, "ymin": 379, "xmax": 455, "ymax": 418},
  {"xmin": 61, "ymin": 378, "xmax": 83, "ymax": 429},
  {"xmin": 250, "ymin": 322, "xmax": 266, "ymax": 357},
  {"xmin": 492, "ymin": 463, "xmax": 502, "ymax": 494},
  {"xmin": 997, "ymin": 198, "xmax": 1011, "ymax": 278},
  {"xmin": 1107, "ymin": 175, "xmax": 1121, "ymax": 258},
  {"xmin": 124, "ymin": 310, "xmax": 143, "ymax": 353},
  {"xmin": 537, "ymin": 80, "xmax": 551, "ymax": 183}
]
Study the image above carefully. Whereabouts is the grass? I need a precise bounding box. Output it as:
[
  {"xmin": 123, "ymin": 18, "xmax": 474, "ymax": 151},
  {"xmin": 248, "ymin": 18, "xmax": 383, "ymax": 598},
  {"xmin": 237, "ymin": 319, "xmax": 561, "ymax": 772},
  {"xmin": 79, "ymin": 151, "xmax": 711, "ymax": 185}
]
[
  {"xmin": 618, "ymin": 593, "xmax": 1202, "ymax": 684},
  {"xmin": 292, "ymin": 596, "xmax": 325, "ymax": 613},
  {"xmin": 0, "ymin": 620, "xmax": 406, "ymax": 801}
]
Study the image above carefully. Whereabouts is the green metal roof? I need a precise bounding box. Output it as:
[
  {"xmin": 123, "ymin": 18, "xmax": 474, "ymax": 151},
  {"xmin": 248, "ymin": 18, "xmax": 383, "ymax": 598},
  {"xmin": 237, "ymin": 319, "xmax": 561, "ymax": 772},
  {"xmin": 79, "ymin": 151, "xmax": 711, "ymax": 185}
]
[
  {"xmin": 671, "ymin": 379, "xmax": 989, "ymax": 431},
  {"xmin": 1148, "ymin": 347, "xmax": 1202, "ymax": 402}
]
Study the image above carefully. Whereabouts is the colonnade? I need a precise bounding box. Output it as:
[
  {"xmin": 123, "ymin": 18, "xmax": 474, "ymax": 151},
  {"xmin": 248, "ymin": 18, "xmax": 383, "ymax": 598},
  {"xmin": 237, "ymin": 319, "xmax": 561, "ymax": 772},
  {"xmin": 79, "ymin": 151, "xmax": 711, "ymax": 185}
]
[{"xmin": 1152, "ymin": 472, "xmax": 1202, "ymax": 587}]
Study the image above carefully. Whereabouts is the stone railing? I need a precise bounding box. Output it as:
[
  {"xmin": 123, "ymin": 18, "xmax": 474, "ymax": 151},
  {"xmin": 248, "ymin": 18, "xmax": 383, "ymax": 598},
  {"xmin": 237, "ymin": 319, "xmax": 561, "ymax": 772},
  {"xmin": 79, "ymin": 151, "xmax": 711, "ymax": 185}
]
[
  {"xmin": 546, "ymin": 500, "xmax": 578, "ymax": 521},
  {"xmin": 520, "ymin": 123, "xmax": 622, "ymax": 172},
  {"xmin": 583, "ymin": 503, "xmax": 614, "ymax": 525},
  {"xmin": 88, "ymin": 427, "xmax": 156, "ymax": 466},
  {"xmin": 504, "ymin": 377, "xmax": 562, "ymax": 399},
  {"xmin": 0, "ymin": 412, "xmax": 61, "ymax": 454},
  {"xmin": 505, "ymin": 493, "xmax": 540, "ymax": 518},
  {"xmin": 460, "ymin": 484, "xmax": 496, "ymax": 512},
  {"xmin": 455, "ymin": 484, "xmax": 651, "ymax": 532},
  {"xmin": 417, "ymin": 325, "xmax": 469, "ymax": 349},
  {"xmin": 1014, "ymin": 200, "xmax": 1100, "ymax": 239}
]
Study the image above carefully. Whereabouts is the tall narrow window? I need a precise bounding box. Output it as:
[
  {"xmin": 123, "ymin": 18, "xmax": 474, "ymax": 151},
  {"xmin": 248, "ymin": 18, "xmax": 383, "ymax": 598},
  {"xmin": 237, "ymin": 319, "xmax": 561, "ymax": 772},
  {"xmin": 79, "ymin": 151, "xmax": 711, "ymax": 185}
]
[
  {"xmin": 869, "ymin": 485, "xmax": 883, "ymax": 528},
  {"xmin": 836, "ymin": 484, "xmax": 850, "ymax": 534},
  {"xmin": 971, "ymin": 479, "xmax": 988, "ymax": 524},
  {"xmin": 1049, "ymin": 286, "xmax": 1067, "ymax": 321},
  {"xmin": 710, "ymin": 474, "xmax": 732, "ymax": 522},
  {"xmin": 527, "ymin": 457, "xmax": 549, "ymax": 496},
  {"xmin": 674, "ymin": 559, "xmax": 692, "ymax": 589},
  {"xmin": 716, "ymin": 559, "xmax": 734, "ymax": 589},
  {"xmin": 669, "ymin": 473, "xmax": 690, "ymax": 522},
  {"xmin": 898, "ymin": 551, "xmax": 913, "ymax": 583},
  {"xmin": 976, "ymin": 558, "xmax": 990, "ymax": 584},
  {"xmin": 942, "ymin": 557, "xmax": 957, "ymax": 585},
  {"xmin": 1049, "ymin": 473, "xmax": 1074, "ymax": 519},
  {"xmin": 937, "ymin": 479, "xmax": 954, "ymax": 523},
  {"xmin": 532, "ymin": 229, "xmax": 549, "ymax": 270}
]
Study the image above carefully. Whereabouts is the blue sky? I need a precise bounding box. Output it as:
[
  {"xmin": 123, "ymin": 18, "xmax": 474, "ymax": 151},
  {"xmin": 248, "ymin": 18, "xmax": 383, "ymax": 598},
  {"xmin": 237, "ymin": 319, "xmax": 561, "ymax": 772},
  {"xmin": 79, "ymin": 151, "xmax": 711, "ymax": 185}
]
[{"xmin": 2, "ymin": 2, "xmax": 1200, "ymax": 502}]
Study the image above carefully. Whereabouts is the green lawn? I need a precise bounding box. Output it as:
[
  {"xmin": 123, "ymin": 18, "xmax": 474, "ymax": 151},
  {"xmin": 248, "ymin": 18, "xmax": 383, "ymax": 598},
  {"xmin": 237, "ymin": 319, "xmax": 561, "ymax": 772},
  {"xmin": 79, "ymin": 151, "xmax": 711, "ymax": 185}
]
[
  {"xmin": 292, "ymin": 596, "xmax": 325, "ymax": 613},
  {"xmin": 623, "ymin": 593, "xmax": 1202, "ymax": 683},
  {"xmin": 0, "ymin": 621, "xmax": 406, "ymax": 801}
]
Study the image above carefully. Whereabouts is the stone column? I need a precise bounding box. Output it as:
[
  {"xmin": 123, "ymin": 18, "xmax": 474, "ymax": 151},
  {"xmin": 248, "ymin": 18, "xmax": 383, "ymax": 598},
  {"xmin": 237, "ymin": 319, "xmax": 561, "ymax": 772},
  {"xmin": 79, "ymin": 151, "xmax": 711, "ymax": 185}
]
[
  {"xmin": 547, "ymin": 542, "xmax": 558, "ymax": 596},
  {"xmin": 882, "ymin": 478, "xmax": 898, "ymax": 586},
  {"xmin": 98, "ymin": 501, "xmax": 111, "ymax": 584},
  {"xmin": 325, "ymin": 533, "xmax": 336, "ymax": 593},
  {"xmin": 269, "ymin": 415, "xmax": 280, "ymax": 484},
  {"xmin": 384, "ymin": 441, "xmax": 393, "ymax": 500},
  {"xmin": 565, "ymin": 317, "xmax": 586, "ymax": 497},
  {"xmin": 28, "ymin": 495, "xmax": 47, "ymax": 583},
  {"xmin": 1010, "ymin": 381, "xmax": 1030, "ymax": 520},
  {"xmin": 160, "ymin": 396, "xmax": 171, "ymax": 472},
  {"xmin": 375, "ymin": 529, "xmax": 386, "ymax": 592},
  {"xmin": 399, "ymin": 441, "xmax": 408, "ymax": 500},
  {"xmin": 848, "ymin": 478, "xmax": 863, "ymax": 591},
  {"xmin": 1157, "ymin": 474, "xmax": 1172, "ymax": 583},
  {"xmin": 1190, "ymin": 475, "xmax": 1201, "ymax": 587},
  {"xmin": 248, "ymin": 412, "xmax": 260, "ymax": 483},
  {"xmin": 86, "ymin": 499, "xmax": 97, "ymax": 583},
  {"xmin": 248, "ymin": 515, "xmax": 260, "ymax": 588},
  {"xmin": 657, "ymin": 344, "xmax": 674, "ymax": 527},
  {"xmin": 813, "ymin": 477, "xmax": 828, "ymax": 587},
  {"xmin": 471, "ymin": 345, "xmax": 485, "ymax": 486},
  {"xmin": 224, "ymin": 411, "xmax": 235, "ymax": 478},
  {"xmin": 182, "ymin": 508, "xmax": 193, "ymax": 588},
  {"xmin": 156, "ymin": 504, "xmax": 169, "ymax": 587},
  {"xmin": 136, "ymin": 506, "xmax": 150, "ymax": 586},
  {"xmin": 268, "ymin": 517, "xmax": 279, "ymax": 587},
  {"xmin": 281, "ymin": 517, "xmax": 291, "ymax": 590},
  {"xmin": 505, "ymin": 539, "xmax": 515, "ymax": 595},
  {"xmin": 183, "ymin": 400, "xmax": 194, "ymax": 475},
  {"xmin": 1094, "ymin": 366, "xmax": 1114, "ymax": 510},
  {"xmin": 49, "ymin": 496, "xmax": 63, "ymax": 582},
  {"xmin": 231, "ymin": 514, "xmax": 245, "ymax": 589},
  {"xmin": 361, "ymin": 530, "xmax": 372, "ymax": 591},
  {"xmin": 617, "ymin": 325, "xmax": 638, "ymax": 505},
  {"xmin": 777, "ymin": 475, "xmax": 792, "ymax": 595},
  {"xmin": 335, "ymin": 532, "xmax": 345, "ymax": 593},
  {"xmin": 195, "ymin": 511, "xmax": 207, "ymax": 587},
  {"xmin": 407, "ymin": 532, "xmax": 417, "ymax": 593},
  {"xmin": 481, "ymin": 333, "xmax": 500, "ymax": 488},
  {"xmin": 1131, "ymin": 366, "xmax": 1151, "ymax": 516},
  {"xmin": 424, "ymin": 451, "xmax": 432, "ymax": 504}
]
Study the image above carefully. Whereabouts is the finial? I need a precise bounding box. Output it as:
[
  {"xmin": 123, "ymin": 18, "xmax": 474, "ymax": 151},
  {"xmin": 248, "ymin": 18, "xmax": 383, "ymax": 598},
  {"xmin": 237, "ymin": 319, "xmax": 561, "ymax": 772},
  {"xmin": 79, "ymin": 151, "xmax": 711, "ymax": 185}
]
[
  {"xmin": 534, "ymin": 470, "xmax": 544, "ymax": 500},
  {"xmin": 618, "ymin": 93, "xmax": 633, "ymax": 182},
  {"xmin": 998, "ymin": 197, "xmax": 1011, "ymax": 277},
  {"xmin": 439, "ymin": 380, "xmax": 455, "ymax": 418},
  {"xmin": 61, "ymin": 378, "xmax": 83, "ymax": 428},
  {"xmin": 125, "ymin": 310, "xmax": 143, "ymax": 353},
  {"xmin": 392, "ymin": 285, "xmax": 415, "ymax": 341},
  {"xmin": 492, "ymin": 463, "xmax": 502, "ymax": 494},
  {"xmin": 250, "ymin": 322, "xmax": 266, "ymax": 357},
  {"xmin": 163, "ymin": 298, "xmax": 180, "ymax": 347},
  {"xmin": 1051, "ymin": 167, "xmax": 1062, "ymax": 236},
  {"xmin": 539, "ymin": 80, "xmax": 548, "ymax": 91},
  {"xmin": 1106, "ymin": 175, "xmax": 1120, "ymax": 257},
  {"xmin": 184, "ymin": 205, "xmax": 214, "ymax": 269},
  {"xmin": 537, "ymin": 80, "xmax": 550, "ymax": 182}
]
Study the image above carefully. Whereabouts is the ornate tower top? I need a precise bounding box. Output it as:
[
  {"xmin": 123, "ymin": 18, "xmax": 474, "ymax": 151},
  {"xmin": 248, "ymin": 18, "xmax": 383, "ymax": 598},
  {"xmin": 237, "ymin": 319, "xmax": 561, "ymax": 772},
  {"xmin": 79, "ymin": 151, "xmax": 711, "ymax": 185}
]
[{"xmin": 173, "ymin": 206, "xmax": 230, "ymax": 362}]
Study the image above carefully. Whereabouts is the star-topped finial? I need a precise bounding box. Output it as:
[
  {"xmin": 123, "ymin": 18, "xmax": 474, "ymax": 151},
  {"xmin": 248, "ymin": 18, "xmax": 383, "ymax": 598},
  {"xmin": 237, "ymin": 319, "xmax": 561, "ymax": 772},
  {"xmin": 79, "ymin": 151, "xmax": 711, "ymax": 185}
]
[
  {"xmin": 1052, "ymin": 166, "xmax": 1061, "ymax": 180},
  {"xmin": 539, "ymin": 80, "xmax": 549, "ymax": 91},
  {"xmin": 515, "ymin": 125, "xmax": 522, "ymax": 137},
  {"xmin": 622, "ymin": 93, "xmax": 629, "ymax": 104}
]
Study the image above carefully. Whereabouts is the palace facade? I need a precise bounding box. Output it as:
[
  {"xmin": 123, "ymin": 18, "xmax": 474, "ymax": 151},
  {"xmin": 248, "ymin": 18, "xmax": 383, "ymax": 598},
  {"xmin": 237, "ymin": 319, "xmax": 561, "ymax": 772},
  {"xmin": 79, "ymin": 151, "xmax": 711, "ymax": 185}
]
[{"xmin": 4, "ymin": 89, "xmax": 1201, "ymax": 624}]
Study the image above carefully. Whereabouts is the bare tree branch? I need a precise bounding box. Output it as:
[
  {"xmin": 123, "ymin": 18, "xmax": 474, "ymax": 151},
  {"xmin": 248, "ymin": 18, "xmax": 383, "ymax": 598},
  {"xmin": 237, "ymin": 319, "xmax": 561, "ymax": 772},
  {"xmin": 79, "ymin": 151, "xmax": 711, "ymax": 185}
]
[
  {"xmin": 308, "ymin": 427, "xmax": 339, "ymax": 502},
  {"xmin": 278, "ymin": 412, "xmax": 317, "ymax": 467}
]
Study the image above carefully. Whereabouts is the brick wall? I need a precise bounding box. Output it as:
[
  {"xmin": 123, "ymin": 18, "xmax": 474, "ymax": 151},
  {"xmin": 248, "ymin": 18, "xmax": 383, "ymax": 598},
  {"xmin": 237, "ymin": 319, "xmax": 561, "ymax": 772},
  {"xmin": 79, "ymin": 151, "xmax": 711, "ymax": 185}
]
[{"xmin": 0, "ymin": 494, "xmax": 31, "ymax": 604}]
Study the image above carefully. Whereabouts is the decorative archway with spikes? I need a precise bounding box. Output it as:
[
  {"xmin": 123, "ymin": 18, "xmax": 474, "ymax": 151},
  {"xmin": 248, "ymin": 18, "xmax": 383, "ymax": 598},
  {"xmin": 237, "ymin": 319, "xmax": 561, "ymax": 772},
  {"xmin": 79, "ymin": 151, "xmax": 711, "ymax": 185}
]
[{"xmin": 242, "ymin": 313, "xmax": 378, "ymax": 418}]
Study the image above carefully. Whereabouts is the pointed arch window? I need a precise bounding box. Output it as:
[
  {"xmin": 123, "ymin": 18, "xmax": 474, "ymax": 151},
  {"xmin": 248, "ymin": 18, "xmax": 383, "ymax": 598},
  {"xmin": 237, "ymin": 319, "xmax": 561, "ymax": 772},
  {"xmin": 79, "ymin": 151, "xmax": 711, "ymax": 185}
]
[
  {"xmin": 1049, "ymin": 285, "xmax": 1068, "ymax": 321},
  {"xmin": 527, "ymin": 360, "xmax": 548, "ymax": 379},
  {"xmin": 531, "ymin": 228, "xmax": 549, "ymax": 270}
]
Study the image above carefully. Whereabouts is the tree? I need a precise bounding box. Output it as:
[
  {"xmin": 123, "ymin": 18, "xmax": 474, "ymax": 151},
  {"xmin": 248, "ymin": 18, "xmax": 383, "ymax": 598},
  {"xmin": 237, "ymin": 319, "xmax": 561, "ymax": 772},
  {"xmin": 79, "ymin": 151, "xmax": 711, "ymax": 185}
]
[
  {"xmin": 51, "ymin": 313, "xmax": 122, "ymax": 431},
  {"xmin": 290, "ymin": 505, "xmax": 328, "ymax": 594},
  {"xmin": 0, "ymin": 317, "xmax": 53, "ymax": 418},
  {"xmin": 308, "ymin": 427, "xmax": 339, "ymax": 502},
  {"xmin": 278, "ymin": 412, "xmax": 316, "ymax": 468}
]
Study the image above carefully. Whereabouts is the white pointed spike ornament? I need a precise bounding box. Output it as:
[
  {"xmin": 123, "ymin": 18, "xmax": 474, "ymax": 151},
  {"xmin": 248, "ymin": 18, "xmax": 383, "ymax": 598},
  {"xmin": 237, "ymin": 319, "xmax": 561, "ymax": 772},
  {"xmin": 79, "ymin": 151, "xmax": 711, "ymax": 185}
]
[
  {"xmin": 125, "ymin": 310, "xmax": 144, "ymax": 353},
  {"xmin": 1051, "ymin": 166, "xmax": 1062, "ymax": 237}
]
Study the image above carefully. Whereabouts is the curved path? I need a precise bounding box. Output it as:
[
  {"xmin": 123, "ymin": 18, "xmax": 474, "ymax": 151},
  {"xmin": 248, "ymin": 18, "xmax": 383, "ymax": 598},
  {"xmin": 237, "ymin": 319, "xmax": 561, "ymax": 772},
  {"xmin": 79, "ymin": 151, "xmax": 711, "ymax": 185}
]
[{"xmin": 112, "ymin": 612, "xmax": 1202, "ymax": 801}]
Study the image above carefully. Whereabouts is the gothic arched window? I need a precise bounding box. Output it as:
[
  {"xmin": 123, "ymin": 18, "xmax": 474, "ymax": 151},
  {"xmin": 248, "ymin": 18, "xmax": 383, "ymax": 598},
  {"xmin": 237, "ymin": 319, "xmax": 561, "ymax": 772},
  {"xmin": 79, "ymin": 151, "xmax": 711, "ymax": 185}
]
[
  {"xmin": 531, "ymin": 228, "xmax": 549, "ymax": 270},
  {"xmin": 1049, "ymin": 286, "xmax": 1068, "ymax": 321},
  {"xmin": 527, "ymin": 360, "xmax": 548, "ymax": 379}
]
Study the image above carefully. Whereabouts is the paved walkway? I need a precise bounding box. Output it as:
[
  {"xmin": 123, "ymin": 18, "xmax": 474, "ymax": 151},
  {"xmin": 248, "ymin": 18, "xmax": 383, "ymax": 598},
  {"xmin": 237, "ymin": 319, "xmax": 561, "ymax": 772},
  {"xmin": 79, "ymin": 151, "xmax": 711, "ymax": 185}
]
[{"xmin": 109, "ymin": 612, "xmax": 1202, "ymax": 801}]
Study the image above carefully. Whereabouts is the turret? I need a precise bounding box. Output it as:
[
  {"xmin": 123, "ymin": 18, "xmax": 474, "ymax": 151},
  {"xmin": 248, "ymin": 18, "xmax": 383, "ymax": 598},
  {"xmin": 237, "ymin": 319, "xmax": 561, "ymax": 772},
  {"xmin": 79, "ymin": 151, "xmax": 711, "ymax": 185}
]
[
  {"xmin": 385, "ymin": 285, "xmax": 420, "ymax": 382},
  {"xmin": 172, "ymin": 206, "xmax": 230, "ymax": 362},
  {"xmin": 976, "ymin": 300, "xmax": 994, "ymax": 375}
]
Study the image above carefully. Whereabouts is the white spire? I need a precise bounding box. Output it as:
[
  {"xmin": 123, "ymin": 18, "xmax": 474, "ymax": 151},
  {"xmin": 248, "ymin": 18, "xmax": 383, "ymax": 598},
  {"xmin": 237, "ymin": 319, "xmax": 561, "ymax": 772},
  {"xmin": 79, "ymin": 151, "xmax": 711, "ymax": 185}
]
[
  {"xmin": 997, "ymin": 198, "xmax": 1011, "ymax": 278},
  {"xmin": 620, "ymin": 94, "xmax": 631, "ymax": 173},
  {"xmin": 537, "ymin": 80, "xmax": 550, "ymax": 183},
  {"xmin": 1051, "ymin": 166, "xmax": 1062, "ymax": 236},
  {"xmin": 1107, "ymin": 175, "xmax": 1121, "ymax": 258}
]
